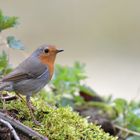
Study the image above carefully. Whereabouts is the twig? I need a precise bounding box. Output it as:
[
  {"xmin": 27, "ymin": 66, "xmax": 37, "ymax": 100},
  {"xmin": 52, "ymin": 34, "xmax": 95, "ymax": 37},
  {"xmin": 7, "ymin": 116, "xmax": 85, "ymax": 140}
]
[
  {"xmin": 114, "ymin": 124, "xmax": 140, "ymax": 137},
  {"xmin": 0, "ymin": 111, "xmax": 48, "ymax": 140},
  {"xmin": 1, "ymin": 95, "xmax": 17, "ymax": 101},
  {"xmin": 0, "ymin": 118, "xmax": 20, "ymax": 140}
]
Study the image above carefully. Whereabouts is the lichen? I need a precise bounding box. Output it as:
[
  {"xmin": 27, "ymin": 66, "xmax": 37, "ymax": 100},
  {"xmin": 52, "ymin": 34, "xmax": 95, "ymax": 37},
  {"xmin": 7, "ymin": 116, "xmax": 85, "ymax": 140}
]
[{"xmin": 3, "ymin": 98, "xmax": 117, "ymax": 140}]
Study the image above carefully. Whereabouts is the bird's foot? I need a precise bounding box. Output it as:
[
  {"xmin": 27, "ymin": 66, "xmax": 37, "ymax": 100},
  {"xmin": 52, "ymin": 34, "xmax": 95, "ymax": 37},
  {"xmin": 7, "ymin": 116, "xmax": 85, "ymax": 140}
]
[{"xmin": 16, "ymin": 93, "xmax": 26, "ymax": 103}]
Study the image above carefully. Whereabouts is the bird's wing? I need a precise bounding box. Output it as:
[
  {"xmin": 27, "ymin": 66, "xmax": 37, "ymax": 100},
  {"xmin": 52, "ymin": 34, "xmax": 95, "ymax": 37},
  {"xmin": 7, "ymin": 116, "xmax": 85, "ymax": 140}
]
[
  {"xmin": 2, "ymin": 70, "xmax": 34, "ymax": 82},
  {"xmin": 2, "ymin": 55, "xmax": 48, "ymax": 82}
]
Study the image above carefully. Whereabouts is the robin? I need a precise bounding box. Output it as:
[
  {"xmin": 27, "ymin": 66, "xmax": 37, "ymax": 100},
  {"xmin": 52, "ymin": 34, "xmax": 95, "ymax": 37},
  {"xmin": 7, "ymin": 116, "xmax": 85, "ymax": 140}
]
[{"xmin": 0, "ymin": 44, "xmax": 64, "ymax": 124}]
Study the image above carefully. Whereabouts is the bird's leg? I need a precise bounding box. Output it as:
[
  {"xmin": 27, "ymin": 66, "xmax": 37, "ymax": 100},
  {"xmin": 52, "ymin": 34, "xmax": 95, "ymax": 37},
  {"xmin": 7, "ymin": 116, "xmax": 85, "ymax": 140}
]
[
  {"xmin": 26, "ymin": 95, "xmax": 36, "ymax": 111},
  {"xmin": 26, "ymin": 95, "xmax": 40, "ymax": 125},
  {"xmin": 16, "ymin": 93, "xmax": 26, "ymax": 103},
  {"xmin": 16, "ymin": 93, "xmax": 36, "ymax": 110}
]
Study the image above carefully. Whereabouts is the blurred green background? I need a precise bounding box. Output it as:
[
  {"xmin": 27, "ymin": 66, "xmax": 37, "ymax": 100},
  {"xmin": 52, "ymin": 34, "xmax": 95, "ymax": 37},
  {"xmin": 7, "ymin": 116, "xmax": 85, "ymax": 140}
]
[{"xmin": 1, "ymin": 0, "xmax": 140, "ymax": 100}]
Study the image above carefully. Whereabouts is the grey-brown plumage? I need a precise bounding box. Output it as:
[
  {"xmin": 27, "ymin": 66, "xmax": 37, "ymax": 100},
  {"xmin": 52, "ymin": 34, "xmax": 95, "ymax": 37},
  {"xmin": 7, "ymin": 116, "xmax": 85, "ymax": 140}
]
[{"xmin": 0, "ymin": 44, "xmax": 64, "ymax": 124}]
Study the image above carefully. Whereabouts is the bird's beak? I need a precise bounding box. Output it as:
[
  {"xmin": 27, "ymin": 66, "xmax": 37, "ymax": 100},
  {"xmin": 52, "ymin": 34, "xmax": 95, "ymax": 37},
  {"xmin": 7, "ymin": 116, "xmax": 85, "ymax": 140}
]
[{"xmin": 57, "ymin": 49, "xmax": 64, "ymax": 53}]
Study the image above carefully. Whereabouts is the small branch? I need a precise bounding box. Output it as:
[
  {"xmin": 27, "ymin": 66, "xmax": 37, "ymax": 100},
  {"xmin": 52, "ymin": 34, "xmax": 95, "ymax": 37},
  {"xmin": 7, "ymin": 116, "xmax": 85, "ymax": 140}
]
[
  {"xmin": 114, "ymin": 124, "xmax": 140, "ymax": 137},
  {"xmin": 1, "ymin": 95, "xmax": 17, "ymax": 101},
  {"xmin": 0, "ymin": 118, "xmax": 20, "ymax": 140},
  {"xmin": 0, "ymin": 111, "xmax": 48, "ymax": 140}
]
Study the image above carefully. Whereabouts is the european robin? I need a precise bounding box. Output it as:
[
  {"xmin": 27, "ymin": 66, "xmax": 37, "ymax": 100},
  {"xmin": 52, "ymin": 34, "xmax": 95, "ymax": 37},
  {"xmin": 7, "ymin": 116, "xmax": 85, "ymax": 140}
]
[{"xmin": 0, "ymin": 44, "xmax": 64, "ymax": 124}]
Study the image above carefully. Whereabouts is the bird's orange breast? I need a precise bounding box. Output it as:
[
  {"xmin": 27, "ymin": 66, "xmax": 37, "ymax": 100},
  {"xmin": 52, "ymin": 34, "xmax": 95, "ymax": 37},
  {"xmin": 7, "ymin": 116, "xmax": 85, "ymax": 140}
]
[{"xmin": 39, "ymin": 54, "xmax": 54, "ymax": 79}]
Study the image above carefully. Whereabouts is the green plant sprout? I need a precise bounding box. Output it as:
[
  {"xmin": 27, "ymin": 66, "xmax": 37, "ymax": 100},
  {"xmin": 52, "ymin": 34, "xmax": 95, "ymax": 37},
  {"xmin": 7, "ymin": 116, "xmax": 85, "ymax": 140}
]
[
  {"xmin": 0, "ymin": 10, "xmax": 18, "ymax": 32},
  {"xmin": 0, "ymin": 10, "xmax": 24, "ymax": 50}
]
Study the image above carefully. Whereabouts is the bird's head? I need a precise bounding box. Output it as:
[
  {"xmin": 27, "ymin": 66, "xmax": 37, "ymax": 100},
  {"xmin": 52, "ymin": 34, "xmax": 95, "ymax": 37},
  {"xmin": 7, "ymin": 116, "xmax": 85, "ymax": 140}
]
[{"xmin": 34, "ymin": 44, "xmax": 63, "ymax": 65}]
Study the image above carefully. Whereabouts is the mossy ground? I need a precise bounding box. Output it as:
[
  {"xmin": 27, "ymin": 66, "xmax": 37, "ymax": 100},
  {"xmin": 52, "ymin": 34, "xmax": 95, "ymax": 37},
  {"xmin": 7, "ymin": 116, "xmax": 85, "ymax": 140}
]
[{"xmin": 0, "ymin": 97, "xmax": 117, "ymax": 140}]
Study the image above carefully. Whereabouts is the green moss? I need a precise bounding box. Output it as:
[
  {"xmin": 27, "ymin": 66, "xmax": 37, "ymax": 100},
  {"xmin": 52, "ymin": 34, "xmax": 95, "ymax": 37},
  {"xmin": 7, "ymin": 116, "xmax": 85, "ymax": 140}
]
[{"xmin": 4, "ymin": 99, "xmax": 117, "ymax": 140}]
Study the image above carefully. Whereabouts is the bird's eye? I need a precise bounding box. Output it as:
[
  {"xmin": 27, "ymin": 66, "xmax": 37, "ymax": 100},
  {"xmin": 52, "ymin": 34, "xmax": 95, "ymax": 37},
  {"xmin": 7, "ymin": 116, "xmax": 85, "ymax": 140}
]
[{"xmin": 44, "ymin": 48, "xmax": 49, "ymax": 53}]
